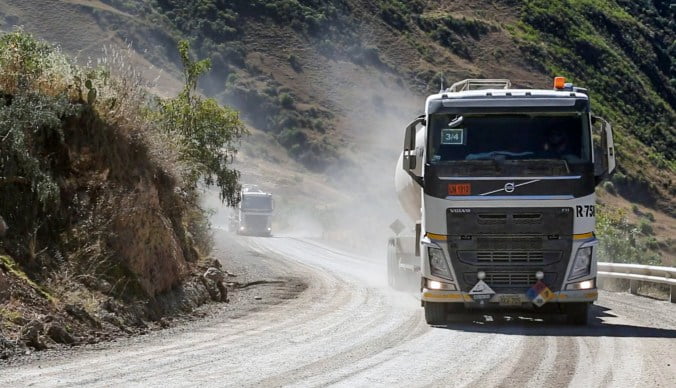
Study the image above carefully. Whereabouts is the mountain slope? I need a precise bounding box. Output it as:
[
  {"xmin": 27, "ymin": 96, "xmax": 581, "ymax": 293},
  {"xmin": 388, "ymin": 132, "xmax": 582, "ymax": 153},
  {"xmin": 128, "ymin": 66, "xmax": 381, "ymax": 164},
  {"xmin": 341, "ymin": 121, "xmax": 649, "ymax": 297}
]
[
  {"xmin": 1, "ymin": 0, "xmax": 673, "ymax": 263},
  {"xmin": 99, "ymin": 0, "xmax": 674, "ymax": 205}
]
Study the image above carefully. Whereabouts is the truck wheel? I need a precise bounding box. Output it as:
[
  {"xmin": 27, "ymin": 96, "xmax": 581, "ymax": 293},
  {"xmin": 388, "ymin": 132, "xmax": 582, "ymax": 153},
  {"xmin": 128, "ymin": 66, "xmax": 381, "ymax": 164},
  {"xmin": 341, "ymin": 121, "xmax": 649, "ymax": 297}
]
[
  {"xmin": 565, "ymin": 302, "xmax": 590, "ymax": 325},
  {"xmin": 424, "ymin": 302, "xmax": 447, "ymax": 325}
]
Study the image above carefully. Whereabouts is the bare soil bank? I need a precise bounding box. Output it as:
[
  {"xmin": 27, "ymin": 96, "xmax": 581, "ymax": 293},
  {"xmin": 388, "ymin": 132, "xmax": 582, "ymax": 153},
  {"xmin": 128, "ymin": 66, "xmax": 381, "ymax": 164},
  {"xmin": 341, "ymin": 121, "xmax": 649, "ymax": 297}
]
[{"xmin": 0, "ymin": 230, "xmax": 306, "ymax": 365}]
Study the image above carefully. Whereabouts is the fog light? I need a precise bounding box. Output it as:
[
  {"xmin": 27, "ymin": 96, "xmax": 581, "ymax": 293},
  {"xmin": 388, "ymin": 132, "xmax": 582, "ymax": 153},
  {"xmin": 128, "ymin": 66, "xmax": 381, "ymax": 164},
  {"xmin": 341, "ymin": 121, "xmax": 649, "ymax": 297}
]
[
  {"xmin": 426, "ymin": 279, "xmax": 456, "ymax": 291},
  {"xmin": 477, "ymin": 271, "xmax": 486, "ymax": 280},
  {"xmin": 566, "ymin": 279, "xmax": 595, "ymax": 290},
  {"xmin": 536, "ymin": 271, "xmax": 544, "ymax": 280},
  {"xmin": 429, "ymin": 280, "xmax": 443, "ymax": 289}
]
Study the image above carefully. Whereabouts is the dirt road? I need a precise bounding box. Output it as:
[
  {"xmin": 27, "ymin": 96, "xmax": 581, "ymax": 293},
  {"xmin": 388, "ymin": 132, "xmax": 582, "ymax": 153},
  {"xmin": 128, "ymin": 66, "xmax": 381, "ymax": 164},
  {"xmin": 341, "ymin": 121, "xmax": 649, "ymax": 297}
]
[{"xmin": 1, "ymin": 236, "xmax": 674, "ymax": 387}]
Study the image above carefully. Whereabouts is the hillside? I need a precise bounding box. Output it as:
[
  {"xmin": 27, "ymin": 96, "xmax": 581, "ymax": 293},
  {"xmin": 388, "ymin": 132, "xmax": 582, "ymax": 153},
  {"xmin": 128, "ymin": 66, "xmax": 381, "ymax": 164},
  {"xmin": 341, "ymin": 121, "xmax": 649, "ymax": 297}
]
[
  {"xmin": 0, "ymin": 27, "xmax": 249, "ymax": 357},
  {"xmin": 0, "ymin": 0, "xmax": 673, "ymax": 264}
]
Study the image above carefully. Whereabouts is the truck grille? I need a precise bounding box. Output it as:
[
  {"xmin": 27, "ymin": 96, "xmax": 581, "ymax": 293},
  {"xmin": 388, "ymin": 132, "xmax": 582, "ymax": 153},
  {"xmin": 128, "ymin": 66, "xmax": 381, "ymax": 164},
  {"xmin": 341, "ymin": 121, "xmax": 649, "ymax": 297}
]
[
  {"xmin": 476, "ymin": 213, "xmax": 542, "ymax": 225},
  {"xmin": 477, "ymin": 236, "xmax": 542, "ymax": 250},
  {"xmin": 486, "ymin": 272, "xmax": 537, "ymax": 286},
  {"xmin": 476, "ymin": 250, "xmax": 544, "ymax": 264},
  {"xmin": 462, "ymin": 272, "xmax": 557, "ymax": 288},
  {"xmin": 457, "ymin": 236, "xmax": 562, "ymax": 266},
  {"xmin": 245, "ymin": 215, "xmax": 268, "ymax": 230},
  {"xmin": 447, "ymin": 207, "xmax": 573, "ymax": 292}
]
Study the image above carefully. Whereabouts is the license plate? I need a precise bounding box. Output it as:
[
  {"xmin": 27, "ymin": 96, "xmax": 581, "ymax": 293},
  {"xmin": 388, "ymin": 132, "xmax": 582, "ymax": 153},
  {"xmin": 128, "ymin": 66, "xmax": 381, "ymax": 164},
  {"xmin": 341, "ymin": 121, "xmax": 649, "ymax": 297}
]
[
  {"xmin": 472, "ymin": 293, "xmax": 492, "ymax": 301},
  {"xmin": 499, "ymin": 295, "xmax": 522, "ymax": 306}
]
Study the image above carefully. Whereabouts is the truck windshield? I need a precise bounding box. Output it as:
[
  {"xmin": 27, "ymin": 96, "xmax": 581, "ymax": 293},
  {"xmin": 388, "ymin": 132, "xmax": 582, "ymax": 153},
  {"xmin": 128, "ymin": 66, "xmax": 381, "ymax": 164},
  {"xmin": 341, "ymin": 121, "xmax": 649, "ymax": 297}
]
[
  {"xmin": 427, "ymin": 113, "xmax": 591, "ymax": 167},
  {"xmin": 241, "ymin": 196, "xmax": 273, "ymax": 211}
]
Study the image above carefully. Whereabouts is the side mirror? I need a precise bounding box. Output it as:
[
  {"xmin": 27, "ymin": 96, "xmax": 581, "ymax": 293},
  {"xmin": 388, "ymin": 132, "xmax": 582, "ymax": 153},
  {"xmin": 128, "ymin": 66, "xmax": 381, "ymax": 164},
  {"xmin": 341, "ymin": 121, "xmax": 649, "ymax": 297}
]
[
  {"xmin": 591, "ymin": 115, "xmax": 616, "ymax": 185},
  {"xmin": 403, "ymin": 115, "xmax": 425, "ymax": 186},
  {"xmin": 403, "ymin": 115, "xmax": 425, "ymax": 168}
]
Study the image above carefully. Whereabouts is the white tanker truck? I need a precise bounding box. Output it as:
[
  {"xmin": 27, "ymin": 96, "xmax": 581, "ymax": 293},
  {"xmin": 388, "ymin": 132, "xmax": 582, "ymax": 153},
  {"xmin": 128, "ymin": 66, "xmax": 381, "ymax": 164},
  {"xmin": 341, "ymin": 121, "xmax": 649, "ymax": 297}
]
[
  {"xmin": 234, "ymin": 185, "xmax": 274, "ymax": 237},
  {"xmin": 388, "ymin": 78, "xmax": 616, "ymax": 325}
]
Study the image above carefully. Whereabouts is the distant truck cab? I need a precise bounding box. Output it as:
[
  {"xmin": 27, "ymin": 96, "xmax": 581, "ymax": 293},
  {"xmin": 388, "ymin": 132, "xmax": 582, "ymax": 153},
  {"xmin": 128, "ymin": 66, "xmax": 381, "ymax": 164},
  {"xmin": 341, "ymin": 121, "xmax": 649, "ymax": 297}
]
[
  {"xmin": 390, "ymin": 78, "xmax": 616, "ymax": 325},
  {"xmin": 236, "ymin": 185, "xmax": 274, "ymax": 237}
]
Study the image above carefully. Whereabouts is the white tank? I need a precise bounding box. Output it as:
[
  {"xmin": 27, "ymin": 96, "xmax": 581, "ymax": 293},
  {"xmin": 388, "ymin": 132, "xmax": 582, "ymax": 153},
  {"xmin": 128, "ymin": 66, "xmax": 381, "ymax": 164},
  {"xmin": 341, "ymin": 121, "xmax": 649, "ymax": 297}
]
[{"xmin": 395, "ymin": 128, "xmax": 424, "ymax": 222}]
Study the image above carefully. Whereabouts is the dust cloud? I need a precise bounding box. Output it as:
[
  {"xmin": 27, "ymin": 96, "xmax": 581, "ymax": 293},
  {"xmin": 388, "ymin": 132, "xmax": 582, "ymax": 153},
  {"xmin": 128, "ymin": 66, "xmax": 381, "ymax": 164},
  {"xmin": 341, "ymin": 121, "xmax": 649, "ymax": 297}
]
[
  {"xmin": 203, "ymin": 34, "xmax": 426, "ymax": 288},
  {"xmin": 303, "ymin": 59, "xmax": 422, "ymax": 261}
]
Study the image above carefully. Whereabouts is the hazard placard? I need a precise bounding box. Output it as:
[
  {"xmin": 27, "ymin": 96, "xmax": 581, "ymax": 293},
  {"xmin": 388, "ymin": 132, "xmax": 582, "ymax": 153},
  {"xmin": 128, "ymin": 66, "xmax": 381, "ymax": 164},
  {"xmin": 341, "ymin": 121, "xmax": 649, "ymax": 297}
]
[
  {"xmin": 469, "ymin": 280, "xmax": 495, "ymax": 301},
  {"xmin": 527, "ymin": 280, "xmax": 554, "ymax": 307}
]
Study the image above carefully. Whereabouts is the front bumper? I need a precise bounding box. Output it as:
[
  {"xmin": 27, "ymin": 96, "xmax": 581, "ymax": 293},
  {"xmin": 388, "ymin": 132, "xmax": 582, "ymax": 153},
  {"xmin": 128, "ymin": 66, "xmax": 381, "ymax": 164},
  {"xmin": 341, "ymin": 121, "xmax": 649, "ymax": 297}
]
[{"xmin": 422, "ymin": 288, "xmax": 598, "ymax": 304}]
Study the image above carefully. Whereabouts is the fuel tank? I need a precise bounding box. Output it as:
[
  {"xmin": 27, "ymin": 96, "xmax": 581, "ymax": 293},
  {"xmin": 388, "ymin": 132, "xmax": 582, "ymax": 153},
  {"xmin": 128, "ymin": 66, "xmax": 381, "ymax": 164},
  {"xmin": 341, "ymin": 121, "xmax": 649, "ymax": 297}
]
[{"xmin": 394, "ymin": 128, "xmax": 424, "ymax": 222}]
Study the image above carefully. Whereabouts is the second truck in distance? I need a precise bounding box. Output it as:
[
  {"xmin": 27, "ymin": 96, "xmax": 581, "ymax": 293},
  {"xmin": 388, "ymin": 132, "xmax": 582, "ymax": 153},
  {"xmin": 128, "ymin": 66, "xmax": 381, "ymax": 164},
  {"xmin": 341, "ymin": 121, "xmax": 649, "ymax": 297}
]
[{"xmin": 234, "ymin": 185, "xmax": 274, "ymax": 237}]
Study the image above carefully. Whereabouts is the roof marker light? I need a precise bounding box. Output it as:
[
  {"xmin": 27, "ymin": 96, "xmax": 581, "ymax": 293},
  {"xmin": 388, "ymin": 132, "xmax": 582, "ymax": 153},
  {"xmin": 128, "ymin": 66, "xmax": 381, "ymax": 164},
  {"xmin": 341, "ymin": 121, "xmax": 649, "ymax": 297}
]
[{"xmin": 554, "ymin": 76, "xmax": 566, "ymax": 89}]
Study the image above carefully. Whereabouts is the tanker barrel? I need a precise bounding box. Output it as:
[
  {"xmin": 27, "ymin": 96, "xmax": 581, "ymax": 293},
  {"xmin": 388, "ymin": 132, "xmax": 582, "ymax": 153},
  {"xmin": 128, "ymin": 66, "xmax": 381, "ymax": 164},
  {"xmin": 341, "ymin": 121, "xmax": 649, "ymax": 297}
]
[{"xmin": 394, "ymin": 127, "xmax": 424, "ymax": 223}]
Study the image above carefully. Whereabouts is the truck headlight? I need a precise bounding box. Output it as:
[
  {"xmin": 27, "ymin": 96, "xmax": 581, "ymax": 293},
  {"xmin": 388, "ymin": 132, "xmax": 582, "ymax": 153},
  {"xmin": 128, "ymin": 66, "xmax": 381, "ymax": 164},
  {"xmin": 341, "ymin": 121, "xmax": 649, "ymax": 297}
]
[
  {"xmin": 426, "ymin": 278, "xmax": 456, "ymax": 291},
  {"xmin": 428, "ymin": 247, "xmax": 453, "ymax": 280},
  {"xmin": 568, "ymin": 246, "xmax": 592, "ymax": 280},
  {"xmin": 566, "ymin": 279, "xmax": 595, "ymax": 290}
]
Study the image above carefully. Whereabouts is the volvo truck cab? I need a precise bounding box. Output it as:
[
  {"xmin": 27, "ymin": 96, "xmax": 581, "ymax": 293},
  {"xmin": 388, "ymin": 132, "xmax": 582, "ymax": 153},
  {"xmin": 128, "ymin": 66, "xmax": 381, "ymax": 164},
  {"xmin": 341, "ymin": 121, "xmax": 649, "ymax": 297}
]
[{"xmin": 392, "ymin": 78, "xmax": 616, "ymax": 325}]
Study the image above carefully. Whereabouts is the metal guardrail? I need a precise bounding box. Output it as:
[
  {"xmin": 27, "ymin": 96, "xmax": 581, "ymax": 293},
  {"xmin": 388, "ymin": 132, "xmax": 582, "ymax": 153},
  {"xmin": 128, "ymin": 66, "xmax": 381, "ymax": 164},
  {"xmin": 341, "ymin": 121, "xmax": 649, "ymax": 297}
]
[{"xmin": 597, "ymin": 262, "xmax": 676, "ymax": 303}]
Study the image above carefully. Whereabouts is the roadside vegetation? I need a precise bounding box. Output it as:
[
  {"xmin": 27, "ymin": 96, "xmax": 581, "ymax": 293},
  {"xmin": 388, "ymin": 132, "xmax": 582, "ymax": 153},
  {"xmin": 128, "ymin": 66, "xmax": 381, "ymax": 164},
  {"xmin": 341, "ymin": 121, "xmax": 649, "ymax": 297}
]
[
  {"xmin": 0, "ymin": 30, "xmax": 244, "ymax": 355},
  {"xmin": 596, "ymin": 205, "xmax": 662, "ymax": 265}
]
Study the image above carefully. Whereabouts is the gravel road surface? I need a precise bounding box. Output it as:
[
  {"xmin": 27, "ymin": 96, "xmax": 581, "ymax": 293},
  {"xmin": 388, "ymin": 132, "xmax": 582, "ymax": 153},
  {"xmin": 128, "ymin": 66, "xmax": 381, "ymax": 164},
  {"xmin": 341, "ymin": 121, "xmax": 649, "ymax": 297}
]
[{"xmin": 1, "ymin": 235, "xmax": 674, "ymax": 387}]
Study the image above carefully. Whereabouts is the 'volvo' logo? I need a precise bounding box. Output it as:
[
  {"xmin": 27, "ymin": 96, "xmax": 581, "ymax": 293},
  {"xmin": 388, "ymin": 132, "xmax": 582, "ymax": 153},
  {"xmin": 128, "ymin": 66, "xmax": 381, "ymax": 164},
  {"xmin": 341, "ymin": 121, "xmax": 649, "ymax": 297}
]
[
  {"xmin": 479, "ymin": 179, "xmax": 540, "ymax": 196},
  {"xmin": 449, "ymin": 208, "xmax": 470, "ymax": 213}
]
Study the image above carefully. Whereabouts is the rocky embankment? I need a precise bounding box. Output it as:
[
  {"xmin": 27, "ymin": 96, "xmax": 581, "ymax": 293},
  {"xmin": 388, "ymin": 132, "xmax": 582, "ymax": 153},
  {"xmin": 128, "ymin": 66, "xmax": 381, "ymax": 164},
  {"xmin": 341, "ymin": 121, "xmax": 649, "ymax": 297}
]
[
  {"xmin": 1, "ymin": 231, "xmax": 306, "ymax": 364},
  {"xmin": 0, "ymin": 31, "xmax": 246, "ymax": 360}
]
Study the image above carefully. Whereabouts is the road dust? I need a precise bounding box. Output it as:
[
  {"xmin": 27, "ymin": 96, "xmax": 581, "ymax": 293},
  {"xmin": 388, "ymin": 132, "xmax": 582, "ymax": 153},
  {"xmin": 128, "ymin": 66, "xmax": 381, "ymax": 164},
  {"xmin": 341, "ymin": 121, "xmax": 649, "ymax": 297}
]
[
  {"xmin": 201, "ymin": 34, "xmax": 425, "ymax": 298},
  {"xmin": 305, "ymin": 58, "xmax": 421, "ymax": 260}
]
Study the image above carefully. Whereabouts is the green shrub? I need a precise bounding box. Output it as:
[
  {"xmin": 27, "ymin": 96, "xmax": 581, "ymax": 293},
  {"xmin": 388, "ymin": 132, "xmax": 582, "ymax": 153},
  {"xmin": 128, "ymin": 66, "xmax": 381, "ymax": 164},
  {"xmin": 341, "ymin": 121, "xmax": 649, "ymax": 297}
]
[
  {"xmin": 611, "ymin": 171, "xmax": 627, "ymax": 185},
  {"xmin": 602, "ymin": 180, "xmax": 616, "ymax": 195},
  {"xmin": 638, "ymin": 218, "xmax": 654, "ymax": 235},
  {"xmin": 277, "ymin": 127, "xmax": 307, "ymax": 148},
  {"xmin": 0, "ymin": 31, "xmax": 81, "ymax": 242},
  {"xmin": 288, "ymin": 54, "xmax": 302, "ymax": 72},
  {"xmin": 380, "ymin": 5, "xmax": 408, "ymax": 31},
  {"xmin": 279, "ymin": 93, "xmax": 294, "ymax": 109},
  {"xmin": 596, "ymin": 206, "xmax": 660, "ymax": 265},
  {"xmin": 153, "ymin": 41, "xmax": 246, "ymax": 205},
  {"xmin": 645, "ymin": 237, "xmax": 659, "ymax": 251}
]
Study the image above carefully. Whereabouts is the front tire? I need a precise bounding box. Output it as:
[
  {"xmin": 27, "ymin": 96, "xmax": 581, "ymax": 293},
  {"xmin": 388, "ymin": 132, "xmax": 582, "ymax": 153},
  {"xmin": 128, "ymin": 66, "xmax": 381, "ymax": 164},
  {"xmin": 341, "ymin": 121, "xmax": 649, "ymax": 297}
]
[
  {"xmin": 565, "ymin": 302, "xmax": 590, "ymax": 325},
  {"xmin": 424, "ymin": 302, "xmax": 447, "ymax": 325}
]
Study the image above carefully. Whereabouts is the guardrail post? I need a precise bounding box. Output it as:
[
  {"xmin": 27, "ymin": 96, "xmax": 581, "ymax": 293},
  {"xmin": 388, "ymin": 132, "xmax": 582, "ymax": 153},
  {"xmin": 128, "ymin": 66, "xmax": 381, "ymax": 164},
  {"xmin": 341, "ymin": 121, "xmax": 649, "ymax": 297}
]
[
  {"xmin": 671, "ymin": 285, "xmax": 675, "ymax": 303},
  {"xmin": 630, "ymin": 280, "xmax": 639, "ymax": 295}
]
